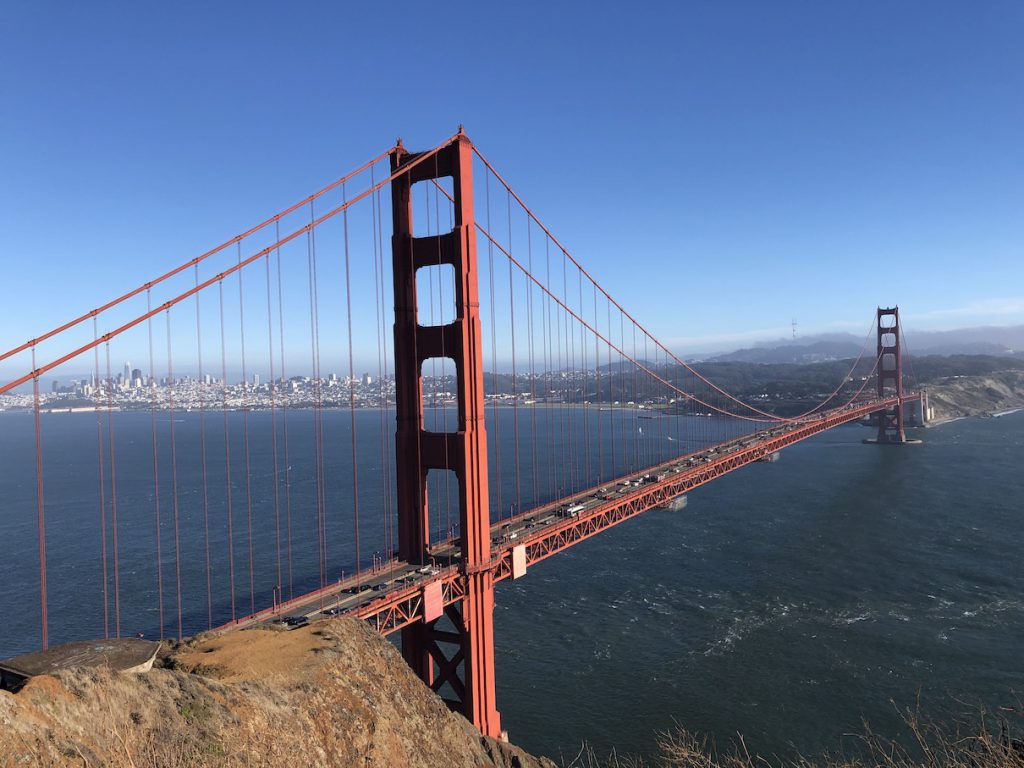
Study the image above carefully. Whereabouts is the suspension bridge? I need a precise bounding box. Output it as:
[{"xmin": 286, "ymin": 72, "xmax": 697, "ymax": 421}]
[{"xmin": 0, "ymin": 129, "xmax": 921, "ymax": 738}]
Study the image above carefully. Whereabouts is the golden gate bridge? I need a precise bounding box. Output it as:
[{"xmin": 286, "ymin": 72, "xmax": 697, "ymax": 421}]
[{"xmin": 0, "ymin": 129, "xmax": 920, "ymax": 737}]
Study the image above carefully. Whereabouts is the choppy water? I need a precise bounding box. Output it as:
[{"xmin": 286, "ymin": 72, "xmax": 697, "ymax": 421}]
[
  {"xmin": 494, "ymin": 412, "xmax": 1024, "ymax": 760},
  {"xmin": 1, "ymin": 408, "xmax": 1021, "ymax": 760}
]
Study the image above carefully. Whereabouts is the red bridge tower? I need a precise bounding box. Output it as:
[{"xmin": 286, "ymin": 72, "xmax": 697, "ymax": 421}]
[
  {"xmin": 390, "ymin": 132, "xmax": 501, "ymax": 737},
  {"xmin": 875, "ymin": 306, "xmax": 907, "ymax": 444}
]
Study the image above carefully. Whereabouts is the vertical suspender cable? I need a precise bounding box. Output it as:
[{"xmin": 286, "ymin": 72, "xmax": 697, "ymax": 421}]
[
  {"xmin": 371, "ymin": 166, "xmax": 393, "ymax": 568},
  {"xmin": 219, "ymin": 281, "xmax": 236, "ymax": 621},
  {"xmin": 195, "ymin": 265, "xmax": 213, "ymax": 628},
  {"xmin": 165, "ymin": 310, "xmax": 183, "ymax": 639},
  {"xmin": 643, "ymin": 332, "xmax": 649, "ymax": 467},
  {"xmin": 594, "ymin": 283, "xmax": 603, "ymax": 485},
  {"xmin": 275, "ymin": 221, "xmax": 294, "ymax": 600},
  {"xmin": 544, "ymin": 237, "xmax": 555, "ymax": 500},
  {"xmin": 579, "ymin": 266, "xmax": 590, "ymax": 487},
  {"xmin": 558, "ymin": 265, "xmax": 567, "ymax": 492},
  {"xmin": 658, "ymin": 341, "xmax": 663, "ymax": 457},
  {"xmin": 146, "ymin": 289, "xmax": 164, "ymax": 638},
  {"xmin": 608, "ymin": 298, "xmax": 616, "ymax": 479},
  {"xmin": 31, "ymin": 347, "xmax": 48, "ymax": 650},
  {"xmin": 380, "ymin": 182, "xmax": 396, "ymax": 559},
  {"xmin": 236, "ymin": 242, "xmax": 256, "ymax": 617},
  {"xmin": 526, "ymin": 219, "xmax": 539, "ymax": 509},
  {"xmin": 307, "ymin": 208, "xmax": 320, "ymax": 586},
  {"xmin": 308, "ymin": 202, "xmax": 327, "ymax": 594},
  {"xmin": 265, "ymin": 247, "xmax": 282, "ymax": 608},
  {"xmin": 104, "ymin": 344, "xmax": 121, "ymax": 636},
  {"xmin": 485, "ymin": 168, "xmax": 502, "ymax": 521},
  {"xmin": 93, "ymin": 319, "xmax": 109, "ymax": 638},
  {"xmin": 677, "ymin": 355, "xmax": 685, "ymax": 451},
  {"xmin": 632, "ymin": 323, "xmax": 639, "ymax": 471},
  {"xmin": 565, "ymin": 255, "xmax": 576, "ymax": 493},
  {"xmin": 343, "ymin": 183, "xmax": 362, "ymax": 591},
  {"xmin": 620, "ymin": 312, "xmax": 627, "ymax": 473},
  {"xmin": 507, "ymin": 190, "xmax": 521, "ymax": 518},
  {"xmin": 565, "ymin": 249, "xmax": 573, "ymax": 495}
]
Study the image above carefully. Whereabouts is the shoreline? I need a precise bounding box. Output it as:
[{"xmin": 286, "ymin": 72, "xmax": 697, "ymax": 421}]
[
  {"xmin": 926, "ymin": 406, "xmax": 1024, "ymax": 428},
  {"xmin": 5, "ymin": 402, "xmax": 1023, "ymax": 425},
  {"xmin": 992, "ymin": 407, "xmax": 1023, "ymax": 417}
]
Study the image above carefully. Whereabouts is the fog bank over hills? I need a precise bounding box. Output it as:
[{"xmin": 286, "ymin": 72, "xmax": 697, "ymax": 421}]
[{"xmin": 700, "ymin": 325, "xmax": 1024, "ymax": 364}]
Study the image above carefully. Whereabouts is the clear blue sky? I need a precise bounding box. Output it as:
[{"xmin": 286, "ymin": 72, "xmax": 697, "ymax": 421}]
[{"xmin": 2, "ymin": 1, "xmax": 1022, "ymax": 370}]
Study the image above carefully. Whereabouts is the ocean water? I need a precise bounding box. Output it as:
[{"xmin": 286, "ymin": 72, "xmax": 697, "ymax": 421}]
[
  {"xmin": 0, "ymin": 408, "xmax": 1021, "ymax": 760},
  {"xmin": 493, "ymin": 411, "xmax": 1024, "ymax": 760},
  {"xmin": 0, "ymin": 405, "xmax": 742, "ymax": 654}
]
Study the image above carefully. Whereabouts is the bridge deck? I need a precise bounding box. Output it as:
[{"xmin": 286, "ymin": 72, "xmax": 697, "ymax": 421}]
[{"xmin": 215, "ymin": 395, "xmax": 916, "ymax": 637}]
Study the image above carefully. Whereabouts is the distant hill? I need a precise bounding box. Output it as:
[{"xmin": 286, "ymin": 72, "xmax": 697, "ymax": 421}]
[
  {"xmin": 709, "ymin": 339, "xmax": 864, "ymax": 364},
  {"xmin": 705, "ymin": 324, "xmax": 1024, "ymax": 364},
  {"xmin": 571, "ymin": 354, "xmax": 1024, "ymax": 416},
  {"xmin": 909, "ymin": 324, "xmax": 1024, "ymax": 356}
]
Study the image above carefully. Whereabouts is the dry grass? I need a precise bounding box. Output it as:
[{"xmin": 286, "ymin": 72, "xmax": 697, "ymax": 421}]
[
  {"xmin": 3, "ymin": 619, "xmax": 1018, "ymax": 768},
  {"xmin": 0, "ymin": 618, "xmax": 557, "ymax": 768},
  {"xmin": 564, "ymin": 701, "xmax": 1024, "ymax": 768}
]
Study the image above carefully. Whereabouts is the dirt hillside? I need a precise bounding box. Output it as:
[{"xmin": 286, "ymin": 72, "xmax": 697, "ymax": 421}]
[
  {"xmin": 925, "ymin": 370, "xmax": 1024, "ymax": 422},
  {"xmin": 0, "ymin": 618, "xmax": 555, "ymax": 768}
]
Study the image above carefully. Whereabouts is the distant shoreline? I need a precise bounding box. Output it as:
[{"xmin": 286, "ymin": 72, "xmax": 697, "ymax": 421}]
[{"xmin": 926, "ymin": 407, "xmax": 1024, "ymax": 428}]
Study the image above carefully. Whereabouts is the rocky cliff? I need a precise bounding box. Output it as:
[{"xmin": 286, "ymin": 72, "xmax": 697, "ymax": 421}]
[{"xmin": 0, "ymin": 618, "xmax": 555, "ymax": 768}]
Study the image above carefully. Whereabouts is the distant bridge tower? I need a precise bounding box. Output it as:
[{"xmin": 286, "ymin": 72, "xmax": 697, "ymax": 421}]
[
  {"xmin": 875, "ymin": 306, "xmax": 907, "ymax": 443},
  {"xmin": 390, "ymin": 131, "xmax": 501, "ymax": 738}
]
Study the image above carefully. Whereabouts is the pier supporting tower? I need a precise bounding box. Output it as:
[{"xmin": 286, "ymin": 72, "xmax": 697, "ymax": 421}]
[
  {"xmin": 390, "ymin": 131, "xmax": 501, "ymax": 737},
  {"xmin": 875, "ymin": 306, "xmax": 907, "ymax": 443}
]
